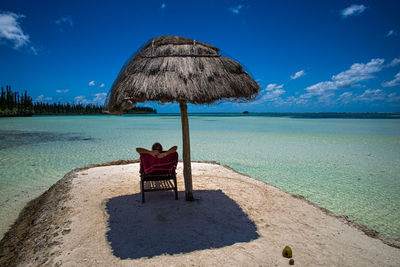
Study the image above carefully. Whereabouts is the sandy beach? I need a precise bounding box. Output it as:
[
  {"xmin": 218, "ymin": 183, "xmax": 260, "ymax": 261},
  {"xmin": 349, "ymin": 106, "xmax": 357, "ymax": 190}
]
[{"xmin": 0, "ymin": 160, "xmax": 399, "ymax": 266}]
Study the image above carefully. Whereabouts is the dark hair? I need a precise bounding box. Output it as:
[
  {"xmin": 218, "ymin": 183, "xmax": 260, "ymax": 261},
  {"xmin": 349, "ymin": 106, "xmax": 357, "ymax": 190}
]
[{"xmin": 152, "ymin": 142, "xmax": 163, "ymax": 152}]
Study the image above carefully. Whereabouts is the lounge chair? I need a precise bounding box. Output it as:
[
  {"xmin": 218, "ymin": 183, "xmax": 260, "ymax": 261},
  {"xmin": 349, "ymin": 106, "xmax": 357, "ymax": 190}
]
[{"xmin": 139, "ymin": 152, "xmax": 178, "ymax": 203}]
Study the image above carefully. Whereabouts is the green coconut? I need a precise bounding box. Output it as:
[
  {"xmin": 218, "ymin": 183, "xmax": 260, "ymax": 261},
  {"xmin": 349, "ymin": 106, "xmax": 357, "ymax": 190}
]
[{"xmin": 282, "ymin": 246, "xmax": 293, "ymax": 258}]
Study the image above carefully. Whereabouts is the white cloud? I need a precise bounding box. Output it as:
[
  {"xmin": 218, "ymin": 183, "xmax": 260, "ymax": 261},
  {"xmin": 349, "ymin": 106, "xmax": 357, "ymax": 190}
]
[
  {"xmin": 35, "ymin": 95, "xmax": 43, "ymax": 102},
  {"xmin": 386, "ymin": 30, "xmax": 397, "ymax": 37},
  {"xmin": 332, "ymin": 58, "xmax": 384, "ymax": 85},
  {"xmin": 160, "ymin": 3, "xmax": 166, "ymax": 9},
  {"xmin": 252, "ymin": 84, "xmax": 286, "ymax": 104},
  {"xmin": 56, "ymin": 89, "xmax": 69, "ymax": 93},
  {"xmin": 341, "ymin": 4, "xmax": 367, "ymax": 18},
  {"xmin": 0, "ymin": 11, "xmax": 34, "ymax": 52},
  {"xmin": 35, "ymin": 94, "xmax": 52, "ymax": 102},
  {"xmin": 386, "ymin": 58, "xmax": 400, "ymax": 68},
  {"xmin": 302, "ymin": 58, "xmax": 385, "ymax": 99},
  {"xmin": 92, "ymin": 92, "xmax": 107, "ymax": 104},
  {"xmin": 228, "ymin": 5, "xmax": 243, "ymax": 14},
  {"xmin": 302, "ymin": 81, "xmax": 336, "ymax": 98},
  {"xmin": 358, "ymin": 89, "xmax": 386, "ymax": 102},
  {"xmin": 74, "ymin": 95, "xmax": 88, "ymax": 104},
  {"xmin": 99, "ymin": 83, "xmax": 105, "ymax": 88},
  {"xmin": 290, "ymin": 70, "xmax": 306, "ymax": 80},
  {"xmin": 74, "ymin": 93, "xmax": 107, "ymax": 105},
  {"xmin": 338, "ymin": 92, "xmax": 354, "ymax": 104},
  {"xmin": 282, "ymin": 96, "xmax": 310, "ymax": 106},
  {"xmin": 387, "ymin": 92, "xmax": 400, "ymax": 102},
  {"xmin": 88, "ymin": 80, "xmax": 95, "ymax": 86},
  {"xmin": 30, "ymin": 46, "xmax": 38, "ymax": 55},
  {"xmin": 54, "ymin": 16, "xmax": 73, "ymax": 33},
  {"xmin": 55, "ymin": 16, "xmax": 73, "ymax": 27},
  {"xmin": 266, "ymin": 83, "xmax": 284, "ymax": 91},
  {"xmin": 382, "ymin": 72, "xmax": 400, "ymax": 87},
  {"xmin": 316, "ymin": 91, "xmax": 335, "ymax": 104},
  {"xmin": 338, "ymin": 89, "xmax": 398, "ymax": 104},
  {"xmin": 266, "ymin": 95, "xmax": 311, "ymax": 107}
]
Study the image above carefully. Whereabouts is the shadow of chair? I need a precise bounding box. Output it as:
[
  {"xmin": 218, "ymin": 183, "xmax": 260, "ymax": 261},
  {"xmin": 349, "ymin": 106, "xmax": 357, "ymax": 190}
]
[{"xmin": 105, "ymin": 189, "xmax": 259, "ymax": 259}]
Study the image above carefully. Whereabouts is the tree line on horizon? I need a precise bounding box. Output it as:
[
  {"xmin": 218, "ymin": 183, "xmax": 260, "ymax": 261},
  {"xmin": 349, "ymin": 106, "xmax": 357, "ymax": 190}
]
[{"xmin": 0, "ymin": 86, "xmax": 156, "ymax": 117}]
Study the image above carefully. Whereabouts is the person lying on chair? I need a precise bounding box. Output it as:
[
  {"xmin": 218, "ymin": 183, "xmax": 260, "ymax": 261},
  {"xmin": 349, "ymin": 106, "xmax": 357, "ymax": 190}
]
[
  {"xmin": 136, "ymin": 142, "xmax": 177, "ymax": 159},
  {"xmin": 137, "ymin": 143, "xmax": 179, "ymax": 202}
]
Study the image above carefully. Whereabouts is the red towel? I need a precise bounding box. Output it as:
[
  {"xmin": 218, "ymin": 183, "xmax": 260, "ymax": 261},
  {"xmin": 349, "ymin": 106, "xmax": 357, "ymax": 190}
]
[{"xmin": 140, "ymin": 152, "xmax": 178, "ymax": 174}]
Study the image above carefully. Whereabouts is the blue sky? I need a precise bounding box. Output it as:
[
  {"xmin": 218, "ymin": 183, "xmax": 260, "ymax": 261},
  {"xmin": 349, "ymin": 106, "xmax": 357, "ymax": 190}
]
[{"xmin": 1, "ymin": 0, "xmax": 399, "ymax": 112}]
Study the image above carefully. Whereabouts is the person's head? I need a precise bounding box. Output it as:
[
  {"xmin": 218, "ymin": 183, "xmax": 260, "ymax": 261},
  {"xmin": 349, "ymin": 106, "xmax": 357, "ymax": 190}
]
[{"xmin": 152, "ymin": 142, "xmax": 163, "ymax": 152}]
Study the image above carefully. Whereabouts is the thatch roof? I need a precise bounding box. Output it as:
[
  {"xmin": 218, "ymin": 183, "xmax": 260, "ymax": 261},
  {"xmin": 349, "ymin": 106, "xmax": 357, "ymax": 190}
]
[{"xmin": 106, "ymin": 36, "xmax": 260, "ymax": 114}]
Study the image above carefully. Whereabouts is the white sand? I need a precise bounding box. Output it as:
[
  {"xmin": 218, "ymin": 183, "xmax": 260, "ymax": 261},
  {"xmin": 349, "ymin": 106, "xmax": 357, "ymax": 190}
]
[{"xmin": 38, "ymin": 162, "xmax": 398, "ymax": 267}]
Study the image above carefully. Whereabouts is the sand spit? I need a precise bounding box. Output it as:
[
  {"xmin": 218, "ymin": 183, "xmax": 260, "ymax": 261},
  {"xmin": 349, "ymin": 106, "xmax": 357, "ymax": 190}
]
[{"xmin": 0, "ymin": 161, "xmax": 399, "ymax": 266}]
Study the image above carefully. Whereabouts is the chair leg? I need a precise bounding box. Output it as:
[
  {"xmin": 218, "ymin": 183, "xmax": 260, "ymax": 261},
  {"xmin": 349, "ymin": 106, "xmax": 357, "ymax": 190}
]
[
  {"xmin": 141, "ymin": 177, "xmax": 145, "ymax": 203},
  {"xmin": 174, "ymin": 175, "xmax": 178, "ymax": 200}
]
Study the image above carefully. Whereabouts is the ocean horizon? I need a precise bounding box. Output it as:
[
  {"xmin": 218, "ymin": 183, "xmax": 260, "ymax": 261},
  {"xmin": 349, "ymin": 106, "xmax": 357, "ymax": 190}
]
[
  {"xmin": 23, "ymin": 111, "xmax": 400, "ymax": 119},
  {"xmin": 0, "ymin": 114, "xmax": 399, "ymax": 241}
]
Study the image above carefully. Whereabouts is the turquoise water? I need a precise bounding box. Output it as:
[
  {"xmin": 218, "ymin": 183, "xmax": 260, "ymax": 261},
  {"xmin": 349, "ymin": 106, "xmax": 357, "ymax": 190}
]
[{"xmin": 0, "ymin": 115, "xmax": 399, "ymax": 240}]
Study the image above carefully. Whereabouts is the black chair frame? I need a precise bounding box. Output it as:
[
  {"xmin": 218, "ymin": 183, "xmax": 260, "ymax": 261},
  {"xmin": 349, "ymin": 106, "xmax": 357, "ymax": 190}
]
[{"xmin": 140, "ymin": 171, "xmax": 178, "ymax": 203}]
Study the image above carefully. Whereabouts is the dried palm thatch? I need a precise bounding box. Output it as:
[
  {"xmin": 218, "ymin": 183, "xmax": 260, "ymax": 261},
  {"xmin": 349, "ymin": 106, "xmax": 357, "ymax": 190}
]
[{"xmin": 106, "ymin": 36, "xmax": 260, "ymax": 114}]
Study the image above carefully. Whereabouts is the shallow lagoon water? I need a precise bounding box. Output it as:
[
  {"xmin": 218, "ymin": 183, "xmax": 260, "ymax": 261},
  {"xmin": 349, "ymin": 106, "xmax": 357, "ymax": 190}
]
[{"xmin": 0, "ymin": 115, "xmax": 399, "ymax": 240}]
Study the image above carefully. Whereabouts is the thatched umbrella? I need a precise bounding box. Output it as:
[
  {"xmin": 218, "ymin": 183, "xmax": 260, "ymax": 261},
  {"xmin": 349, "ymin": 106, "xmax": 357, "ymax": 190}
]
[{"xmin": 106, "ymin": 36, "xmax": 259, "ymax": 201}]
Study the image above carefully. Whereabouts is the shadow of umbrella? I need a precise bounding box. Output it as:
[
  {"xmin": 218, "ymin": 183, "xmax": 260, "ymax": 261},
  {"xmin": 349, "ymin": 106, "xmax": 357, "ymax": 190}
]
[{"xmin": 105, "ymin": 190, "xmax": 259, "ymax": 259}]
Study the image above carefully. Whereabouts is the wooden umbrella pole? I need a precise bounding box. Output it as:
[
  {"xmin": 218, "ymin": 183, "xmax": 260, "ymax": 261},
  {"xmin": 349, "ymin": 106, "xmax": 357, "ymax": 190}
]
[{"xmin": 179, "ymin": 102, "xmax": 194, "ymax": 201}]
